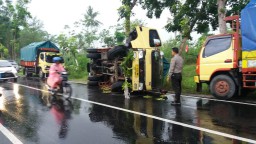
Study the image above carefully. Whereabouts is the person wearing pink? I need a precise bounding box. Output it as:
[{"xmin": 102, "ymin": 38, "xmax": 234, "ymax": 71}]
[{"xmin": 47, "ymin": 57, "xmax": 65, "ymax": 89}]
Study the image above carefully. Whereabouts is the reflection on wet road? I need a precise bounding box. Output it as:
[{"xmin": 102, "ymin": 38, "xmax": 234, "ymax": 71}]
[{"xmin": 0, "ymin": 77, "xmax": 255, "ymax": 143}]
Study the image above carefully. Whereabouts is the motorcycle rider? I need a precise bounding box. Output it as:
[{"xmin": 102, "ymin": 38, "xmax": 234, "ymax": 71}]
[{"xmin": 47, "ymin": 57, "xmax": 65, "ymax": 90}]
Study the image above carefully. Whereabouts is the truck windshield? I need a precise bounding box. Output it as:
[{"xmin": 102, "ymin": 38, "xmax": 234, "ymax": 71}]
[{"xmin": 46, "ymin": 55, "xmax": 64, "ymax": 63}]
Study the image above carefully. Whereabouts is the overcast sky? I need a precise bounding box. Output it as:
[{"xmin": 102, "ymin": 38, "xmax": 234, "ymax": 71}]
[{"xmin": 27, "ymin": 0, "xmax": 174, "ymax": 42}]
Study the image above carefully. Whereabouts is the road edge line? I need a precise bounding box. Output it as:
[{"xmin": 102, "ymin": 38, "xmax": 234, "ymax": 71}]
[
  {"xmin": 0, "ymin": 124, "xmax": 23, "ymax": 144},
  {"xmin": 181, "ymin": 95, "xmax": 256, "ymax": 106}
]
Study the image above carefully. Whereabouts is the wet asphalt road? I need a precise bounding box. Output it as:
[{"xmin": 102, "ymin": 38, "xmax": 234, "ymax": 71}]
[{"xmin": 0, "ymin": 77, "xmax": 256, "ymax": 144}]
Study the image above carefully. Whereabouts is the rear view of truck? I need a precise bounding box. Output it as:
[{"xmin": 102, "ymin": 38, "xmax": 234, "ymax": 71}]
[
  {"xmin": 20, "ymin": 41, "xmax": 62, "ymax": 78},
  {"xmin": 240, "ymin": 0, "xmax": 256, "ymax": 89}
]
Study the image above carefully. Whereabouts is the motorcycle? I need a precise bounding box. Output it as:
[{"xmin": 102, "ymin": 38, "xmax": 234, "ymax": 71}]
[{"xmin": 46, "ymin": 71, "xmax": 72, "ymax": 99}]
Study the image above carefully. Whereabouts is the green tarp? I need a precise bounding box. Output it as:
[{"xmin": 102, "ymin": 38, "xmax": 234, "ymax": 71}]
[{"xmin": 20, "ymin": 41, "xmax": 59, "ymax": 61}]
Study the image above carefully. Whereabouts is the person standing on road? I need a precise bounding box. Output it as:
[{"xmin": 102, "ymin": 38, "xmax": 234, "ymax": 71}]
[{"xmin": 167, "ymin": 47, "xmax": 184, "ymax": 105}]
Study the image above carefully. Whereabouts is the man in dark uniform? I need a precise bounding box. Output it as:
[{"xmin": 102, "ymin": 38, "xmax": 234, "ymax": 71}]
[{"xmin": 167, "ymin": 47, "xmax": 184, "ymax": 105}]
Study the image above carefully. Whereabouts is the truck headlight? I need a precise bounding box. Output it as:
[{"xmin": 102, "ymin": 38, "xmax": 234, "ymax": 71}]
[
  {"xmin": 139, "ymin": 83, "xmax": 144, "ymax": 90},
  {"xmin": 139, "ymin": 50, "xmax": 144, "ymax": 59},
  {"xmin": 247, "ymin": 60, "xmax": 256, "ymax": 68}
]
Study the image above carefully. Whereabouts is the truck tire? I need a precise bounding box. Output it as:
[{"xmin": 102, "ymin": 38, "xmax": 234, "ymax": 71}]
[
  {"xmin": 86, "ymin": 48, "xmax": 99, "ymax": 53},
  {"xmin": 111, "ymin": 81, "xmax": 124, "ymax": 92},
  {"xmin": 87, "ymin": 53, "xmax": 101, "ymax": 59},
  {"xmin": 210, "ymin": 75, "xmax": 236, "ymax": 100},
  {"xmin": 39, "ymin": 69, "xmax": 45, "ymax": 79},
  {"xmin": 88, "ymin": 81, "xmax": 99, "ymax": 86},
  {"xmin": 107, "ymin": 45, "xmax": 128, "ymax": 60}
]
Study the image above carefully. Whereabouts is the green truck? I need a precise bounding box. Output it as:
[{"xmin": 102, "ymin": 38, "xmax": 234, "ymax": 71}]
[{"xmin": 20, "ymin": 41, "xmax": 62, "ymax": 78}]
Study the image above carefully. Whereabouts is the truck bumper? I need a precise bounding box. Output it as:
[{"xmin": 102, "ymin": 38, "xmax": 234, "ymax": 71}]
[{"xmin": 194, "ymin": 76, "xmax": 200, "ymax": 83}]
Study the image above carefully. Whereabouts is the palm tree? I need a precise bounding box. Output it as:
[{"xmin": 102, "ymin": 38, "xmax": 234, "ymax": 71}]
[
  {"xmin": 82, "ymin": 6, "xmax": 102, "ymax": 29},
  {"xmin": 81, "ymin": 6, "xmax": 102, "ymax": 48}
]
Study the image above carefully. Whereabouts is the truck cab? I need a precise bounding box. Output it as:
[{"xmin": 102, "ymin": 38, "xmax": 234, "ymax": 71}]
[
  {"xmin": 129, "ymin": 26, "xmax": 163, "ymax": 91},
  {"xmin": 195, "ymin": 1, "xmax": 256, "ymax": 100},
  {"xmin": 38, "ymin": 52, "xmax": 63, "ymax": 78},
  {"xmin": 194, "ymin": 30, "xmax": 241, "ymax": 99}
]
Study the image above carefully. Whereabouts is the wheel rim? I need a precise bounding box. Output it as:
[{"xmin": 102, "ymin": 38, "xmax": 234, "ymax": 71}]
[{"xmin": 215, "ymin": 80, "xmax": 230, "ymax": 96}]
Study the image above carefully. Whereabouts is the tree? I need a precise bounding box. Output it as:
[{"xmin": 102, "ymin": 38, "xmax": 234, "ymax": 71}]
[
  {"xmin": 130, "ymin": 19, "xmax": 146, "ymax": 30},
  {"xmin": 19, "ymin": 17, "xmax": 49, "ymax": 48},
  {"xmin": 218, "ymin": 0, "xmax": 249, "ymax": 34},
  {"xmin": 163, "ymin": 0, "xmax": 217, "ymax": 55},
  {"xmin": 80, "ymin": 6, "xmax": 102, "ymax": 48},
  {"xmin": 218, "ymin": 0, "xmax": 227, "ymax": 34},
  {"xmin": 0, "ymin": 0, "xmax": 31, "ymax": 59},
  {"xmin": 118, "ymin": 0, "xmax": 138, "ymax": 37},
  {"xmin": 99, "ymin": 18, "xmax": 145, "ymax": 47},
  {"xmin": 141, "ymin": 0, "xmax": 248, "ymax": 54},
  {"xmin": 10, "ymin": 0, "xmax": 31, "ymax": 58},
  {"xmin": 0, "ymin": 43, "xmax": 9, "ymax": 59},
  {"xmin": 56, "ymin": 34, "xmax": 79, "ymax": 67},
  {"xmin": 81, "ymin": 6, "xmax": 101, "ymax": 28},
  {"xmin": 99, "ymin": 29, "xmax": 115, "ymax": 47}
]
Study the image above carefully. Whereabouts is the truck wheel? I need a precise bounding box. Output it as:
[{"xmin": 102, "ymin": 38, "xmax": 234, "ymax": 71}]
[
  {"xmin": 107, "ymin": 45, "xmax": 128, "ymax": 60},
  {"xmin": 87, "ymin": 53, "xmax": 101, "ymax": 59},
  {"xmin": 39, "ymin": 69, "xmax": 45, "ymax": 79},
  {"xmin": 111, "ymin": 81, "xmax": 124, "ymax": 92},
  {"xmin": 210, "ymin": 75, "xmax": 236, "ymax": 100}
]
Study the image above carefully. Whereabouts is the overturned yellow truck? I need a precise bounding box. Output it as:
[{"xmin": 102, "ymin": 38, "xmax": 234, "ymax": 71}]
[{"xmin": 86, "ymin": 26, "xmax": 168, "ymax": 94}]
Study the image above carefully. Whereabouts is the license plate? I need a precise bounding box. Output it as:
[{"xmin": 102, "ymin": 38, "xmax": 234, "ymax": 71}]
[{"xmin": 135, "ymin": 64, "xmax": 139, "ymax": 77}]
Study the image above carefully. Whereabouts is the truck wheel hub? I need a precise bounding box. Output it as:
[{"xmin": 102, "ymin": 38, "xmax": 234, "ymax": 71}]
[{"xmin": 215, "ymin": 81, "xmax": 229, "ymax": 96}]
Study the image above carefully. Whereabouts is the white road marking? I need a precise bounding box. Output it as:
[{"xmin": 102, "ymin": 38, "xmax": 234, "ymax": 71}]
[
  {"xmin": 14, "ymin": 83, "xmax": 256, "ymax": 144},
  {"xmin": 181, "ymin": 95, "xmax": 256, "ymax": 106},
  {"xmin": 15, "ymin": 82, "xmax": 256, "ymax": 107},
  {"xmin": 0, "ymin": 124, "xmax": 23, "ymax": 144}
]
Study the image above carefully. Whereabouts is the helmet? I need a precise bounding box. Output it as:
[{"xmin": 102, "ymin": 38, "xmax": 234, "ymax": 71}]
[{"xmin": 53, "ymin": 57, "xmax": 62, "ymax": 63}]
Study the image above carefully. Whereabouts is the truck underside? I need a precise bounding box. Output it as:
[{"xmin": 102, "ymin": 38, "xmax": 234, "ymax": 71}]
[{"xmin": 86, "ymin": 26, "xmax": 167, "ymax": 95}]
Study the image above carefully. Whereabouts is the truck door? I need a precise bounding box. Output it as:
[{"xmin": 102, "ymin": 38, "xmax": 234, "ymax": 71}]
[{"xmin": 200, "ymin": 35, "xmax": 233, "ymax": 81}]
